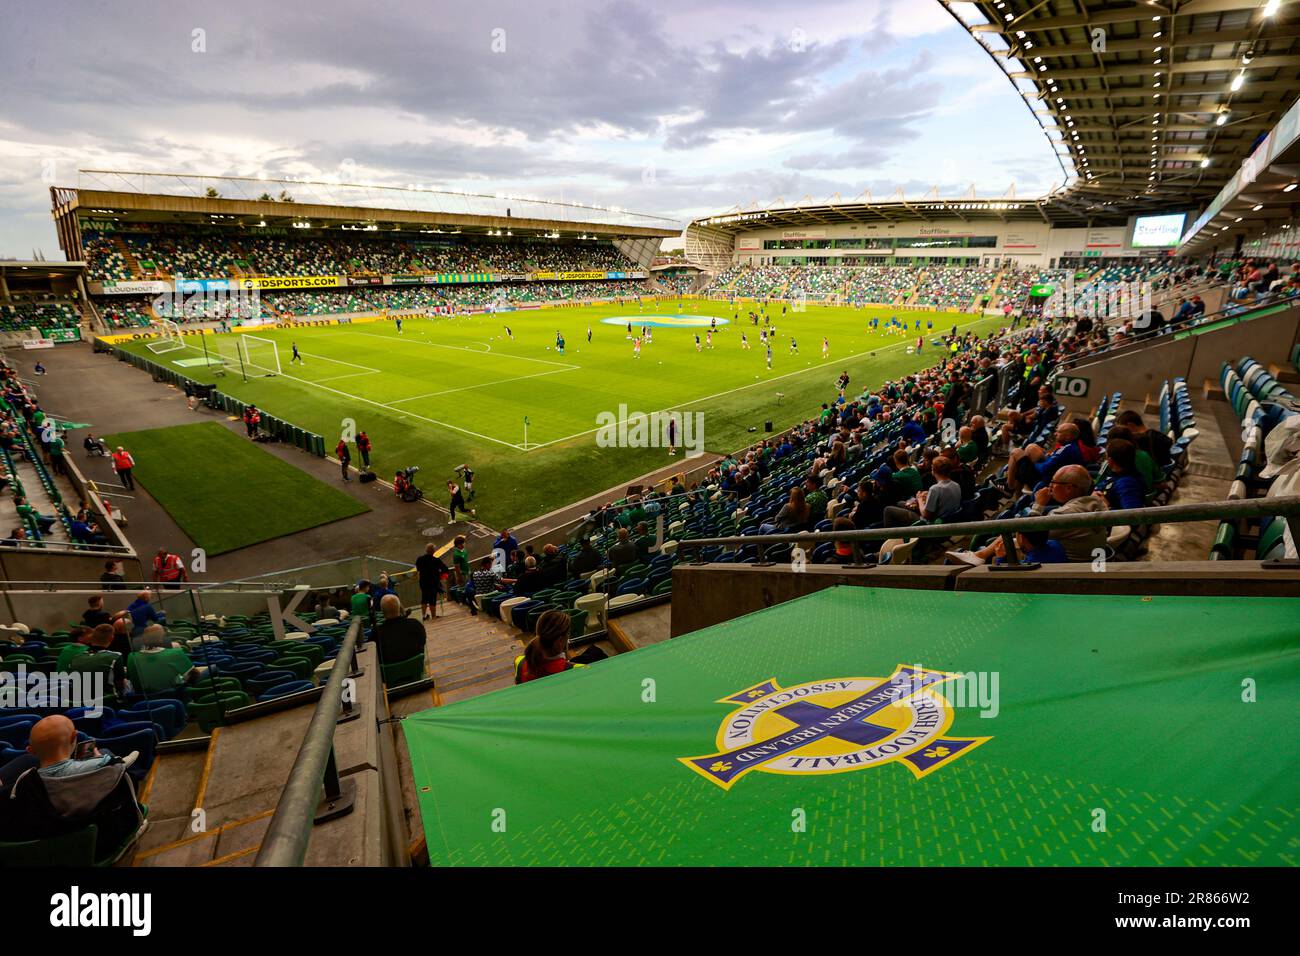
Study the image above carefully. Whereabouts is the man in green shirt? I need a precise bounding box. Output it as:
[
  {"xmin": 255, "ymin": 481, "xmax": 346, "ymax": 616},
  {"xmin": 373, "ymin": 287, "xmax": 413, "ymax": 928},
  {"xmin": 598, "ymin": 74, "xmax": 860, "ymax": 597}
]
[
  {"xmin": 803, "ymin": 475, "xmax": 828, "ymax": 523},
  {"xmin": 47, "ymin": 429, "xmax": 68, "ymax": 476},
  {"xmin": 14, "ymin": 496, "xmax": 56, "ymax": 534},
  {"xmin": 889, "ymin": 450, "xmax": 923, "ymax": 497},
  {"xmin": 350, "ymin": 581, "xmax": 373, "ymax": 627},
  {"xmin": 956, "ymin": 427, "xmax": 980, "ymax": 465},
  {"xmin": 127, "ymin": 624, "xmax": 203, "ymax": 694}
]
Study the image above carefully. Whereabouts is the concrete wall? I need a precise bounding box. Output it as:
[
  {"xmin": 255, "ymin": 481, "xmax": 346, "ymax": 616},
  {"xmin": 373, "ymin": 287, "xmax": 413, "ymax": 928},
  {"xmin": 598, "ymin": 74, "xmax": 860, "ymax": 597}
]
[
  {"xmin": 670, "ymin": 564, "xmax": 963, "ymax": 636},
  {"xmin": 1064, "ymin": 302, "xmax": 1300, "ymax": 404},
  {"xmin": 0, "ymin": 587, "xmax": 287, "ymax": 633},
  {"xmin": 669, "ymin": 561, "xmax": 1300, "ymax": 636}
]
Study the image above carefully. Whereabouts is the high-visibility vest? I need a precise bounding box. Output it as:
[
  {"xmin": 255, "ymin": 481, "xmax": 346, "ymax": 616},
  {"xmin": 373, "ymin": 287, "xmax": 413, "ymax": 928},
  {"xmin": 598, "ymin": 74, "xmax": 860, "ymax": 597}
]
[
  {"xmin": 112, "ymin": 451, "xmax": 133, "ymax": 472},
  {"xmin": 154, "ymin": 553, "xmax": 184, "ymax": 581}
]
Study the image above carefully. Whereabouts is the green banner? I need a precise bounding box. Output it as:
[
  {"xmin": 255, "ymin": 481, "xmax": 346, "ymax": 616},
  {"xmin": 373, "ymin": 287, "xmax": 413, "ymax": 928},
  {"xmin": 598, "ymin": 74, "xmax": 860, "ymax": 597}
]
[
  {"xmin": 39, "ymin": 327, "xmax": 82, "ymax": 343},
  {"xmin": 405, "ymin": 586, "xmax": 1298, "ymax": 866},
  {"xmin": 1028, "ymin": 284, "xmax": 1055, "ymax": 297}
]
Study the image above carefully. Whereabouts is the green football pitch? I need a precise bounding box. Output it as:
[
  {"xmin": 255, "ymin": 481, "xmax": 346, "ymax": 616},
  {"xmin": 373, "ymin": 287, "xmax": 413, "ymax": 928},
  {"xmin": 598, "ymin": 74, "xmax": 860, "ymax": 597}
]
[
  {"xmin": 117, "ymin": 299, "xmax": 1003, "ymax": 526},
  {"xmin": 102, "ymin": 422, "xmax": 369, "ymax": 555}
]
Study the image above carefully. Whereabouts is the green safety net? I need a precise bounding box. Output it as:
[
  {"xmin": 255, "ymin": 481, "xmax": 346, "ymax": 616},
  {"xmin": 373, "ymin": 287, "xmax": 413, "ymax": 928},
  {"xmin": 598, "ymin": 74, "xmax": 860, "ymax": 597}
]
[{"xmin": 405, "ymin": 586, "xmax": 1299, "ymax": 866}]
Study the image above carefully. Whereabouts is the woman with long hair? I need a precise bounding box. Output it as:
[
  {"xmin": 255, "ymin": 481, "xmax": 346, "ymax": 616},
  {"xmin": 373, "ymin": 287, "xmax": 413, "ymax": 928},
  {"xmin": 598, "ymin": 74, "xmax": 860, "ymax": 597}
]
[{"xmin": 514, "ymin": 610, "xmax": 584, "ymax": 684}]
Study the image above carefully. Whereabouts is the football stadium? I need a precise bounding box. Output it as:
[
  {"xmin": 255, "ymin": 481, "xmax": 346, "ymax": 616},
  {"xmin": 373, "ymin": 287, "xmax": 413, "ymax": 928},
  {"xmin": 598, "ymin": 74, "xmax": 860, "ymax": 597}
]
[{"xmin": 0, "ymin": 0, "xmax": 1297, "ymax": 927}]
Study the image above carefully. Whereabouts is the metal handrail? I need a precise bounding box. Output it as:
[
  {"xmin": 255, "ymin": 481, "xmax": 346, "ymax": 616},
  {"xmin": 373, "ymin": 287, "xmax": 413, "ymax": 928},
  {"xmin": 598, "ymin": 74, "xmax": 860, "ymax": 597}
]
[
  {"xmin": 255, "ymin": 616, "xmax": 362, "ymax": 867},
  {"xmin": 676, "ymin": 496, "xmax": 1300, "ymax": 566}
]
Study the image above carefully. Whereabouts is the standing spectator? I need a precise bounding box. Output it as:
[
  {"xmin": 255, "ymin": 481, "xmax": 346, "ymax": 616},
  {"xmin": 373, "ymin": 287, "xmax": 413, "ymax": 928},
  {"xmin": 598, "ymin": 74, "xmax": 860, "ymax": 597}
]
[
  {"xmin": 126, "ymin": 591, "xmax": 165, "ymax": 636},
  {"xmin": 47, "ymin": 428, "xmax": 68, "ymax": 476},
  {"xmin": 356, "ymin": 430, "xmax": 372, "ymax": 470},
  {"xmin": 243, "ymin": 405, "xmax": 261, "ymax": 439},
  {"xmin": 492, "ymin": 528, "xmax": 518, "ymax": 569},
  {"xmin": 350, "ymin": 580, "xmax": 373, "ymax": 628},
  {"xmin": 414, "ymin": 543, "xmax": 450, "ymax": 621},
  {"xmin": 111, "ymin": 446, "xmax": 136, "ymax": 490},
  {"xmin": 335, "ymin": 438, "xmax": 352, "ymax": 481},
  {"xmin": 450, "ymin": 535, "xmax": 470, "ymax": 587},
  {"xmin": 151, "ymin": 547, "xmax": 188, "ymax": 589}
]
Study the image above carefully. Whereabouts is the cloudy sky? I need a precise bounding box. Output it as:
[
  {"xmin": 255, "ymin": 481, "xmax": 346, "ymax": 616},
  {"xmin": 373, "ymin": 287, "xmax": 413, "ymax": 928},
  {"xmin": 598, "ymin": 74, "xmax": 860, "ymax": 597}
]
[{"xmin": 0, "ymin": 0, "xmax": 1066, "ymax": 257}]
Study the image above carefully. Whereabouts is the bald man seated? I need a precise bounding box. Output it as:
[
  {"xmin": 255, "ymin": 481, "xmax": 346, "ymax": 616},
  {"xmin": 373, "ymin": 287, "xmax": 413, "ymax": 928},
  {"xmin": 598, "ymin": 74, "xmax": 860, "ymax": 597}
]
[{"xmin": 28, "ymin": 714, "xmax": 137, "ymax": 777}]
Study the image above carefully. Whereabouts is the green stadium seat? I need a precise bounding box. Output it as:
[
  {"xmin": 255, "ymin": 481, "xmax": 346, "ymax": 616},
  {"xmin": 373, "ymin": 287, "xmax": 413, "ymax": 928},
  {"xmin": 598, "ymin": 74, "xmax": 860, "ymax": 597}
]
[{"xmin": 381, "ymin": 653, "xmax": 426, "ymax": 686}]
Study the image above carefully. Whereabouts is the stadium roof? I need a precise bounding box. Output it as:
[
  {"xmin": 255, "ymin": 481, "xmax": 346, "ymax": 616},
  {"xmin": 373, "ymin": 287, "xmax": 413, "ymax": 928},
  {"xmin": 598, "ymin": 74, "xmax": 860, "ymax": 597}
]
[
  {"xmin": 943, "ymin": 0, "xmax": 1300, "ymax": 219},
  {"xmin": 53, "ymin": 170, "xmax": 681, "ymax": 240}
]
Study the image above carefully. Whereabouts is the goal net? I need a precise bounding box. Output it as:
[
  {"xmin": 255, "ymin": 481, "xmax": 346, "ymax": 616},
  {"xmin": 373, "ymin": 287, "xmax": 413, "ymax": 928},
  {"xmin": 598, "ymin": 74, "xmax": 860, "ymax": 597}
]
[
  {"xmin": 146, "ymin": 319, "xmax": 186, "ymax": 355},
  {"xmin": 239, "ymin": 334, "xmax": 281, "ymax": 376}
]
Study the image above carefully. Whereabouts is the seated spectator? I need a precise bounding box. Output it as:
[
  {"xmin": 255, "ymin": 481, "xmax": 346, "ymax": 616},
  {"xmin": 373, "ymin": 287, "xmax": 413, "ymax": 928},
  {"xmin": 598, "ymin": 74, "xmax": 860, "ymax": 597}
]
[
  {"xmin": 69, "ymin": 515, "xmax": 108, "ymax": 546},
  {"xmin": 1027, "ymin": 464, "xmax": 1108, "ymax": 560},
  {"xmin": 0, "ymin": 715, "xmax": 146, "ymax": 854},
  {"xmin": 1105, "ymin": 425, "xmax": 1162, "ymax": 495},
  {"xmin": 956, "ymin": 426, "xmax": 979, "ymax": 464},
  {"xmin": 1007, "ymin": 422, "xmax": 1084, "ymax": 493},
  {"xmin": 568, "ymin": 536, "xmax": 603, "ymax": 577},
  {"xmin": 1113, "ymin": 410, "xmax": 1174, "ymax": 469},
  {"xmin": 1098, "ymin": 438, "xmax": 1146, "ymax": 510},
  {"xmin": 512, "ymin": 555, "xmax": 545, "ymax": 596},
  {"xmin": 995, "ymin": 529, "xmax": 1067, "ymax": 565},
  {"xmin": 760, "ymin": 486, "xmax": 811, "ymax": 534},
  {"xmin": 81, "ymin": 595, "xmax": 111, "ymax": 628},
  {"xmin": 83, "ymin": 433, "xmax": 108, "ymax": 456},
  {"xmin": 828, "ymin": 517, "xmax": 858, "ymax": 564},
  {"xmin": 373, "ymin": 594, "xmax": 426, "ymax": 669},
  {"xmin": 969, "ymin": 415, "xmax": 990, "ymax": 463},
  {"xmin": 55, "ymin": 625, "xmax": 94, "ymax": 670},
  {"xmin": 606, "ymin": 528, "xmax": 639, "ymax": 573},
  {"xmin": 1073, "ymin": 417, "xmax": 1101, "ymax": 465},
  {"xmin": 804, "ymin": 475, "xmax": 829, "ymax": 522},
  {"xmin": 537, "ymin": 543, "xmax": 567, "ymax": 588},
  {"xmin": 1, "ymin": 526, "xmax": 26, "ymax": 547},
  {"xmin": 843, "ymin": 480, "xmax": 880, "ymax": 530},
  {"xmin": 13, "ymin": 496, "xmax": 56, "ymax": 534},
  {"xmin": 514, "ymin": 610, "xmax": 584, "ymax": 684},
  {"xmin": 883, "ymin": 456, "xmax": 962, "ymax": 527},
  {"xmin": 127, "ymin": 624, "xmax": 206, "ymax": 694},
  {"xmin": 67, "ymin": 624, "xmax": 126, "ymax": 699}
]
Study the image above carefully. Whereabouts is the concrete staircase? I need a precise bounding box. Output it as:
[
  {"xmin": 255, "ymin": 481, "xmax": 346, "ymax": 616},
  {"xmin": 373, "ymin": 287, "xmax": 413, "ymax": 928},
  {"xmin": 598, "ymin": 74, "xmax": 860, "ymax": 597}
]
[{"xmin": 112, "ymin": 236, "xmax": 144, "ymax": 279}]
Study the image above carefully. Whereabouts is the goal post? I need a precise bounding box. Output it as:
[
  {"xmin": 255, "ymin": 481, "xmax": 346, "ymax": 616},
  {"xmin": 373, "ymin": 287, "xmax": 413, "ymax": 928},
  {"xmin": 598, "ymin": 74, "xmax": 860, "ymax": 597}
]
[
  {"xmin": 239, "ymin": 334, "xmax": 281, "ymax": 376},
  {"xmin": 146, "ymin": 319, "xmax": 186, "ymax": 355}
]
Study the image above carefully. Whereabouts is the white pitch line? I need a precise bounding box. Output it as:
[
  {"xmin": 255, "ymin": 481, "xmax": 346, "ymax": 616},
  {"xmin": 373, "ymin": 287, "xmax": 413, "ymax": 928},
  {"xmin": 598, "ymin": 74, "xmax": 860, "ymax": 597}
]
[
  {"xmin": 343, "ymin": 330, "xmax": 579, "ymax": 370},
  {"xmin": 169, "ymin": 341, "xmax": 521, "ymax": 449},
  {"xmin": 388, "ymin": 366, "xmax": 576, "ymax": 405},
  {"xmin": 296, "ymin": 351, "xmax": 382, "ymax": 373},
  {"xmin": 313, "ymin": 370, "xmax": 381, "ymax": 384}
]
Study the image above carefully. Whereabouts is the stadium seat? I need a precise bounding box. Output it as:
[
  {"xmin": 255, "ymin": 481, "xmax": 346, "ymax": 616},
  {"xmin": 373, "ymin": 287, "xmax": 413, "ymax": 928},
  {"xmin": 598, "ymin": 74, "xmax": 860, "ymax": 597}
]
[{"xmin": 381, "ymin": 653, "xmax": 427, "ymax": 686}]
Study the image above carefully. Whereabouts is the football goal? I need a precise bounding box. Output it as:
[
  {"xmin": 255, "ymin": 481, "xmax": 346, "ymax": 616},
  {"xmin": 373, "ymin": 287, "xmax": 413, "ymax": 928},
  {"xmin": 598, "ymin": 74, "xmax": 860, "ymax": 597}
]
[
  {"xmin": 238, "ymin": 334, "xmax": 281, "ymax": 376},
  {"xmin": 146, "ymin": 319, "xmax": 186, "ymax": 355}
]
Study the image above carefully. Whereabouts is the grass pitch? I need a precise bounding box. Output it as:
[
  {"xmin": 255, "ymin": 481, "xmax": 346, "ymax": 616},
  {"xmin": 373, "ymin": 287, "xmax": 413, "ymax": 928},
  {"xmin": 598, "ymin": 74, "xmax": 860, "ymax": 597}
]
[
  {"xmin": 102, "ymin": 421, "xmax": 370, "ymax": 555},
  {"xmin": 116, "ymin": 298, "xmax": 1003, "ymax": 527}
]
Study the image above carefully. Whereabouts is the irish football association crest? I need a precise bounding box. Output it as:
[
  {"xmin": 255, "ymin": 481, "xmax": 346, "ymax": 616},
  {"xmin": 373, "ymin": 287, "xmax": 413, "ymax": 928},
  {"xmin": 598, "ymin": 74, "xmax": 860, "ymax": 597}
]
[{"xmin": 680, "ymin": 665, "xmax": 990, "ymax": 790}]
